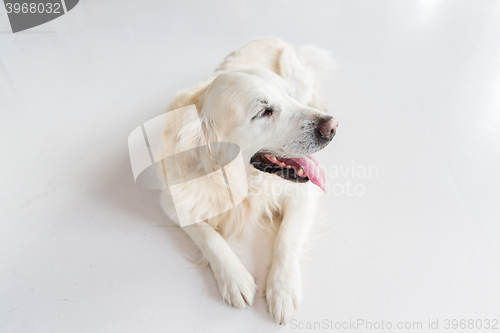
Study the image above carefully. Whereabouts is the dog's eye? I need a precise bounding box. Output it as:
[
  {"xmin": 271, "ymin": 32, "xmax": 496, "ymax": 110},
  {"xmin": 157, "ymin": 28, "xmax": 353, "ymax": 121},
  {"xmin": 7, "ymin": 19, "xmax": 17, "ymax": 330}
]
[
  {"xmin": 261, "ymin": 107, "xmax": 274, "ymax": 117},
  {"xmin": 251, "ymin": 105, "xmax": 274, "ymax": 121}
]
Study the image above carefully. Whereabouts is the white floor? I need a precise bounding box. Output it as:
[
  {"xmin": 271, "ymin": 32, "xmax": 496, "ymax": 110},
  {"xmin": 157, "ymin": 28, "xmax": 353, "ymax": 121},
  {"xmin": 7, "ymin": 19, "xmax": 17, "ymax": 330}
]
[{"xmin": 1, "ymin": 1, "xmax": 500, "ymax": 332}]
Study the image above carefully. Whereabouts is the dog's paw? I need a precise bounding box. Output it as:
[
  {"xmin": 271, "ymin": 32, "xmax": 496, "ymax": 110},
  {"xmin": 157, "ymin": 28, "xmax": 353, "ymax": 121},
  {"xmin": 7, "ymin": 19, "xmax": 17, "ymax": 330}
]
[
  {"xmin": 266, "ymin": 263, "xmax": 302, "ymax": 325},
  {"xmin": 212, "ymin": 258, "xmax": 256, "ymax": 309}
]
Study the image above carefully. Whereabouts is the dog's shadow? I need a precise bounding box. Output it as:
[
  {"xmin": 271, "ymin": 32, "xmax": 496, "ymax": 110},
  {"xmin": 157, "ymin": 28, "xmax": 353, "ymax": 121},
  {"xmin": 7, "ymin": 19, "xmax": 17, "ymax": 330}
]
[{"xmin": 94, "ymin": 147, "xmax": 277, "ymax": 322}]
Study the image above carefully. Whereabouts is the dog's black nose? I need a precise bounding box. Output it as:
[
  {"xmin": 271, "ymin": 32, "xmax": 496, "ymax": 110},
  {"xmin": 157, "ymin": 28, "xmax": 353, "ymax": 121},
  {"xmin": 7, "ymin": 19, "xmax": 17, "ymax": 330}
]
[{"xmin": 318, "ymin": 117, "xmax": 339, "ymax": 138}]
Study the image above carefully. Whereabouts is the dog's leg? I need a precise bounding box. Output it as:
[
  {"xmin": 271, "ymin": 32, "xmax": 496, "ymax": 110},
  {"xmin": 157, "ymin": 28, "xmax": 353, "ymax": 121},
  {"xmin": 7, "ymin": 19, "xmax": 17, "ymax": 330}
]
[
  {"xmin": 266, "ymin": 186, "xmax": 319, "ymax": 324},
  {"xmin": 183, "ymin": 222, "xmax": 256, "ymax": 308}
]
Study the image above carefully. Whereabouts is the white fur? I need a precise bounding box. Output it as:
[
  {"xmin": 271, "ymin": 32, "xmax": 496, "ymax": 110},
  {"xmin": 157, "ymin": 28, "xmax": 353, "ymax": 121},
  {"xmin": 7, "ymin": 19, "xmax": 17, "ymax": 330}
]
[{"xmin": 160, "ymin": 37, "xmax": 334, "ymax": 324}]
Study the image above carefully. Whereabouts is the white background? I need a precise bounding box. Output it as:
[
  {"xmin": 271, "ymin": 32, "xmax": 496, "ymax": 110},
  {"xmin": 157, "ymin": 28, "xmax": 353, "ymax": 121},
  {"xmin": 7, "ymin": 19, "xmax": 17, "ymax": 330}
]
[{"xmin": 1, "ymin": 1, "xmax": 499, "ymax": 332}]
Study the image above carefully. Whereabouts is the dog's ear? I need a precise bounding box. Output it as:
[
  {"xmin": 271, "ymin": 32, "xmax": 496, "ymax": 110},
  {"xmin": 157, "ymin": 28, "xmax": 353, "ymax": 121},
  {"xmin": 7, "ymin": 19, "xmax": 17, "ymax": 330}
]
[
  {"xmin": 194, "ymin": 85, "xmax": 223, "ymax": 145},
  {"xmin": 279, "ymin": 44, "xmax": 334, "ymax": 112},
  {"xmin": 278, "ymin": 45, "xmax": 318, "ymax": 109},
  {"xmin": 297, "ymin": 45, "xmax": 335, "ymax": 81},
  {"xmin": 297, "ymin": 45, "xmax": 335, "ymax": 112},
  {"xmin": 175, "ymin": 105, "xmax": 207, "ymax": 153},
  {"xmin": 278, "ymin": 45, "xmax": 307, "ymax": 83},
  {"xmin": 163, "ymin": 104, "xmax": 208, "ymax": 177},
  {"xmin": 199, "ymin": 114, "xmax": 221, "ymax": 146},
  {"xmin": 197, "ymin": 98, "xmax": 226, "ymax": 170}
]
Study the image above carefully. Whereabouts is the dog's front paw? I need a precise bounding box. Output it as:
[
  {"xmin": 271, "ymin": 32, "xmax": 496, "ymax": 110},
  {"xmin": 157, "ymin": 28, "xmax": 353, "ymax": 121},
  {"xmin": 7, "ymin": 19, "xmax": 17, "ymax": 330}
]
[
  {"xmin": 212, "ymin": 257, "xmax": 256, "ymax": 309},
  {"xmin": 266, "ymin": 263, "xmax": 302, "ymax": 325}
]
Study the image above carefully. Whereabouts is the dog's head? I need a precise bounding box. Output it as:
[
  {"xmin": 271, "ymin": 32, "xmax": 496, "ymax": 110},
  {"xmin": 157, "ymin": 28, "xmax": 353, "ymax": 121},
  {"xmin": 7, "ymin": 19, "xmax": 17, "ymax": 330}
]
[{"xmin": 198, "ymin": 68, "xmax": 338, "ymax": 190}]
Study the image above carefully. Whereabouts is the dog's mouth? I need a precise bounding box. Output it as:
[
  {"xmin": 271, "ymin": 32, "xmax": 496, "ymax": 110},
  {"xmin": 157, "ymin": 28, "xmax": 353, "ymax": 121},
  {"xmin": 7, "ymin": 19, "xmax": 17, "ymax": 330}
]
[{"xmin": 250, "ymin": 154, "xmax": 326, "ymax": 192}]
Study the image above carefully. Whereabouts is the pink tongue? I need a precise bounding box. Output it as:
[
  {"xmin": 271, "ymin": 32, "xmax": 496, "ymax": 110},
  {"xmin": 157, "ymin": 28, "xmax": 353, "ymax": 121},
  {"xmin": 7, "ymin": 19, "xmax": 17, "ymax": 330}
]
[{"xmin": 284, "ymin": 155, "xmax": 326, "ymax": 192}]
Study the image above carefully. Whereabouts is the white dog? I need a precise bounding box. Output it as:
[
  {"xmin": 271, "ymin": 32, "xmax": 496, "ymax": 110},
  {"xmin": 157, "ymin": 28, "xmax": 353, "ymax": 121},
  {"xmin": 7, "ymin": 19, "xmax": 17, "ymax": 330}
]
[{"xmin": 159, "ymin": 37, "xmax": 338, "ymax": 324}]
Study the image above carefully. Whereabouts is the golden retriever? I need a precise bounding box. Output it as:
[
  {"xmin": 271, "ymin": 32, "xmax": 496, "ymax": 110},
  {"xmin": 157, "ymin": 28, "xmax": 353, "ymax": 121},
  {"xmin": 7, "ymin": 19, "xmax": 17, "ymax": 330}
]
[{"xmin": 159, "ymin": 37, "xmax": 338, "ymax": 324}]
